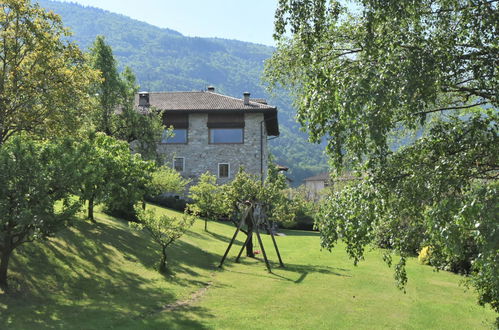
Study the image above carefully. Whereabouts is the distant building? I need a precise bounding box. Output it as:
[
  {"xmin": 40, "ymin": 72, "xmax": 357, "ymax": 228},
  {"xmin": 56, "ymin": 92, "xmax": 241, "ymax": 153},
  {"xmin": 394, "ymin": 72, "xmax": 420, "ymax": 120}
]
[
  {"xmin": 303, "ymin": 172, "xmax": 330, "ymax": 200},
  {"xmin": 135, "ymin": 87, "xmax": 279, "ymax": 184},
  {"xmin": 303, "ymin": 172, "xmax": 360, "ymax": 200}
]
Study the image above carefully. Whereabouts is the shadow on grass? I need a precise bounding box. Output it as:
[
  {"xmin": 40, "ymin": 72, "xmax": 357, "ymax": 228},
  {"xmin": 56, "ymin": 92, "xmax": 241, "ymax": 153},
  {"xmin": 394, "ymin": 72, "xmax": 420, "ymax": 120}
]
[
  {"xmin": 0, "ymin": 216, "xmax": 215, "ymax": 329},
  {"xmin": 221, "ymin": 254, "xmax": 351, "ymax": 284},
  {"xmin": 279, "ymin": 229, "xmax": 320, "ymax": 237}
]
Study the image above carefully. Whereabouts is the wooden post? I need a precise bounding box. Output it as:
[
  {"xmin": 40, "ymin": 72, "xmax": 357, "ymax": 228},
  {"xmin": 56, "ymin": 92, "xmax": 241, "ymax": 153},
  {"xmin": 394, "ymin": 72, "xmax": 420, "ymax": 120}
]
[
  {"xmin": 255, "ymin": 224, "xmax": 272, "ymax": 272},
  {"xmin": 218, "ymin": 206, "xmax": 250, "ymax": 268},
  {"xmin": 264, "ymin": 218, "xmax": 284, "ymax": 267},
  {"xmin": 235, "ymin": 227, "xmax": 253, "ymax": 263}
]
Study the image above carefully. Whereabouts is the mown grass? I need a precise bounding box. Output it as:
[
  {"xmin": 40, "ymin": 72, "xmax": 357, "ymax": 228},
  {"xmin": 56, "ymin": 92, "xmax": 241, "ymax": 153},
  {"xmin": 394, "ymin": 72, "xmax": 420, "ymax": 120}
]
[{"xmin": 0, "ymin": 205, "xmax": 495, "ymax": 329}]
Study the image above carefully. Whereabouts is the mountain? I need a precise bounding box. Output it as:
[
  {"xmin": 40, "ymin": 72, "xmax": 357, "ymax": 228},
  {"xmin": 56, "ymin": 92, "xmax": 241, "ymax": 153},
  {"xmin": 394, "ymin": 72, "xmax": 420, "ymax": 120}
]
[{"xmin": 37, "ymin": 0, "xmax": 328, "ymax": 184}]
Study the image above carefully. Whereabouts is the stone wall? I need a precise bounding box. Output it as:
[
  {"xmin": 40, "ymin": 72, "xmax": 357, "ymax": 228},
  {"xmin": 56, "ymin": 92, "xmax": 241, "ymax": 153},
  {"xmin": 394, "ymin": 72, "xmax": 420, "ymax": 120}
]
[{"xmin": 157, "ymin": 112, "xmax": 268, "ymax": 185}]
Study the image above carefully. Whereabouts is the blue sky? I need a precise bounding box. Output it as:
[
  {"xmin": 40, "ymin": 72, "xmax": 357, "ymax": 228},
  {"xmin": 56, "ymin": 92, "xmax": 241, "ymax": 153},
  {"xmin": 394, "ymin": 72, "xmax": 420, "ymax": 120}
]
[{"xmin": 55, "ymin": 0, "xmax": 278, "ymax": 46}]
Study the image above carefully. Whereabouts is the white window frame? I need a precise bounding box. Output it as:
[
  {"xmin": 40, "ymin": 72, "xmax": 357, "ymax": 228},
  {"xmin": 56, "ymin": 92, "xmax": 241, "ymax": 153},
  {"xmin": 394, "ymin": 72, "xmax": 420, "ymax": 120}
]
[
  {"xmin": 173, "ymin": 157, "xmax": 185, "ymax": 172},
  {"xmin": 218, "ymin": 163, "xmax": 230, "ymax": 178}
]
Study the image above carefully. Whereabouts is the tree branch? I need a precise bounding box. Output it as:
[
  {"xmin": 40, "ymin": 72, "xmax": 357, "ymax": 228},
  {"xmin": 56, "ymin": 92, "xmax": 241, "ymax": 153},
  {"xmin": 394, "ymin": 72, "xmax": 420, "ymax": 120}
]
[{"xmin": 414, "ymin": 102, "xmax": 488, "ymax": 116}]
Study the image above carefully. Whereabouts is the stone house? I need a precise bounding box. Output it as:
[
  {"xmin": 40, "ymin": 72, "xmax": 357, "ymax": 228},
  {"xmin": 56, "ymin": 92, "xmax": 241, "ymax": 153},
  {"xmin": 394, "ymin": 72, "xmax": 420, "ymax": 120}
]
[
  {"xmin": 303, "ymin": 172, "xmax": 330, "ymax": 200},
  {"xmin": 136, "ymin": 87, "xmax": 279, "ymax": 184}
]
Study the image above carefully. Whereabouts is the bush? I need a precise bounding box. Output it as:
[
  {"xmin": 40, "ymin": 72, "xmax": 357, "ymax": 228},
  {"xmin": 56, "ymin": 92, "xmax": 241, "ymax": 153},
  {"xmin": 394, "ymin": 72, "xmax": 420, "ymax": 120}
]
[
  {"xmin": 103, "ymin": 202, "xmax": 138, "ymax": 221},
  {"xmin": 418, "ymin": 246, "xmax": 431, "ymax": 265},
  {"xmin": 146, "ymin": 195, "xmax": 188, "ymax": 212},
  {"xmin": 283, "ymin": 210, "xmax": 315, "ymax": 230}
]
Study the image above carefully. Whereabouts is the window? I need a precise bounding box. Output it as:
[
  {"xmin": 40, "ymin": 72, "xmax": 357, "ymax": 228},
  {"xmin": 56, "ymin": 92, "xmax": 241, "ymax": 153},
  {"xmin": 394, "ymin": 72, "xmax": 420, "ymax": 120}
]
[
  {"xmin": 218, "ymin": 163, "xmax": 229, "ymax": 178},
  {"xmin": 173, "ymin": 157, "xmax": 184, "ymax": 172},
  {"xmin": 162, "ymin": 128, "xmax": 187, "ymax": 144},
  {"xmin": 207, "ymin": 113, "xmax": 244, "ymax": 144},
  {"xmin": 209, "ymin": 128, "xmax": 243, "ymax": 144},
  {"xmin": 162, "ymin": 113, "xmax": 188, "ymax": 143}
]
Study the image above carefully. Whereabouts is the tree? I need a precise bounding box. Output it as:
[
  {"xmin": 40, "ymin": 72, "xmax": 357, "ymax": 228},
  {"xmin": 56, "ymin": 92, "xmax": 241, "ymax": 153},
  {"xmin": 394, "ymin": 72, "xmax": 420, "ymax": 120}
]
[
  {"xmin": 101, "ymin": 141, "xmax": 155, "ymax": 220},
  {"xmin": 76, "ymin": 132, "xmax": 154, "ymax": 221},
  {"xmin": 89, "ymin": 37, "xmax": 163, "ymax": 159},
  {"xmin": 188, "ymin": 172, "xmax": 227, "ymax": 231},
  {"xmin": 0, "ymin": 135, "xmax": 82, "ymax": 290},
  {"xmin": 266, "ymin": 0, "xmax": 498, "ymax": 321},
  {"xmin": 131, "ymin": 207, "xmax": 194, "ymax": 273},
  {"xmin": 89, "ymin": 35, "xmax": 121, "ymax": 136},
  {"xmin": 0, "ymin": 0, "xmax": 98, "ymax": 145},
  {"xmin": 114, "ymin": 67, "xmax": 164, "ymax": 159}
]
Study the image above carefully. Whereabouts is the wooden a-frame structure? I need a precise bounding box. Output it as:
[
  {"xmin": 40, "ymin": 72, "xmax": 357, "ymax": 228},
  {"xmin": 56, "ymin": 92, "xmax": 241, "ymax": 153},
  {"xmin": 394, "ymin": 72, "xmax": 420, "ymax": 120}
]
[{"xmin": 219, "ymin": 202, "xmax": 284, "ymax": 272}]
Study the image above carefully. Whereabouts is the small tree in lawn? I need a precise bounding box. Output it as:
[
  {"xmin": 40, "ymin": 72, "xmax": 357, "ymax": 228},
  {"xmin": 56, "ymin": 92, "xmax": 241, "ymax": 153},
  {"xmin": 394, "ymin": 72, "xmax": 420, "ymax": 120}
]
[
  {"xmin": 0, "ymin": 136, "xmax": 82, "ymax": 290},
  {"xmin": 188, "ymin": 172, "xmax": 227, "ymax": 231},
  {"xmin": 131, "ymin": 207, "xmax": 194, "ymax": 273}
]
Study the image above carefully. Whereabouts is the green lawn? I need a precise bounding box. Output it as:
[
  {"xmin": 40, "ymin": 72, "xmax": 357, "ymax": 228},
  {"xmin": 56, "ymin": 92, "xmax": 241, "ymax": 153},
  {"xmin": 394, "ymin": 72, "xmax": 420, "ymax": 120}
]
[{"xmin": 0, "ymin": 205, "xmax": 495, "ymax": 329}]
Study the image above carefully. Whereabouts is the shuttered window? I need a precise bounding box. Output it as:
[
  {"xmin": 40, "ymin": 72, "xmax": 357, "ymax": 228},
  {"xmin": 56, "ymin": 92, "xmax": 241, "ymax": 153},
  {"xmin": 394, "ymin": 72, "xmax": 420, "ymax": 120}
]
[
  {"xmin": 164, "ymin": 113, "xmax": 188, "ymax": 128},
  {"xmin": 207, "ymin": 113, "xmax": 244, "ymax": 128}
]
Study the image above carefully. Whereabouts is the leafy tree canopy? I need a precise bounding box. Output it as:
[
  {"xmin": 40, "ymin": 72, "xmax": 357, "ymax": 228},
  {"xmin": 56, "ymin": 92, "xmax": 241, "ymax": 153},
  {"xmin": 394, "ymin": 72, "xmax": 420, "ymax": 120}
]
[
  {"xmin": 0, "ymin": 0, "xmax": 99, "ymax": 144},
  {"xmin": 266, "ymin": 0, "xmax": 498, "ymax": 321},
  {"xmin": 89, "ymin": 36, "xmax": 163, "ymax": 159},
  {"xmin": 0, "ymin": 135, "xmax": 83, "ymax": 290},
  {"xmin": 188, "ymin": 172, "xmax": 226, "ymax": 231}
]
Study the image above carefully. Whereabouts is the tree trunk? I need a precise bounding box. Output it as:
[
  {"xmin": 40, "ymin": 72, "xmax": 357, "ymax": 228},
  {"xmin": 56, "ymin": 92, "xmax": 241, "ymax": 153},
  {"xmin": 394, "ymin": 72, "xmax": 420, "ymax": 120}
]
[
  {"xmin": 159, "ymin": 246, "xmax": 168, "ymax": 273},
  {"xmin": 0, "ymin": 246, "xmax": 12, "ymax": 291},
  {"xmin": 204, "ymin": 218, "xmax": 208, "ymax": 232},
  {"xmin": 246, "ymin": 220, "xmax": 255, "ymax": 257},
  {"xmin": 88, "ymin": 197, "xmax": 95, "ymax": 222}
]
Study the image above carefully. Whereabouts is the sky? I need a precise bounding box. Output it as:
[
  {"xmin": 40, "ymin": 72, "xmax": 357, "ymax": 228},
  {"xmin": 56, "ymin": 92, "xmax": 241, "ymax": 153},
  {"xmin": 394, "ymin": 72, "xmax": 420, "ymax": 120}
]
[{"xmin": 55, "ymin": 0, "xmax": 278, "ymax": 46}]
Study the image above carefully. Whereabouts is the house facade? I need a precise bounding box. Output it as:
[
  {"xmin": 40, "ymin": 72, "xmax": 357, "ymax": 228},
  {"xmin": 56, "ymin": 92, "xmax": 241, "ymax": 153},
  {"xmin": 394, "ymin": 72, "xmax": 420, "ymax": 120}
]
[{"xmin": 136, "ymin": 87, "xmax": 279, "ymax": 184}]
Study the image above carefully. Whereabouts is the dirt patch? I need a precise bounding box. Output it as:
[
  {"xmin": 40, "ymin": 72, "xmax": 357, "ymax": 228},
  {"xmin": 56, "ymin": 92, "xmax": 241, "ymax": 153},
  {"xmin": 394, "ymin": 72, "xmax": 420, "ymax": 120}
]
[
  {"xmin": 162, "ymin": 280, "xmax": 213, "ymax": 311},
  {"xmin": 161, "ymin": 270, "xmax": 218, "ymax": 312}
]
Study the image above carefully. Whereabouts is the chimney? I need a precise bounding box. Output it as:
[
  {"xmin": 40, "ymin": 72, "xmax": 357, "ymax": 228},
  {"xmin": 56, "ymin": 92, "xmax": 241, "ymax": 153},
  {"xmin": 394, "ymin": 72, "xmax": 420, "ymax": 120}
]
[
  {"xmin": 139, "ymin": 92, "xmax": 150, "ymax": 107},
  {"xmin": 243, "ymin": 92, "xmax": 250, "ymax": 105},
  {"xmin": 207, "ymin": 86, "xmax": 215, "ymax": 92}
]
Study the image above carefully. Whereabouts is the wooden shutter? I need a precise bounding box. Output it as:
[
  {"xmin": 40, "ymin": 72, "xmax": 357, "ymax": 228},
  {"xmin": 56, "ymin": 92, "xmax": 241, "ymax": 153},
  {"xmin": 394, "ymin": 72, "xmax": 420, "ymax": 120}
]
[
  {"xmin": 207, "ymin": 113, "xmax": 245, "ymax": 128},
  {"xmin": 164, "ymin": 113, "xmax": 188, "ymax": 128}
]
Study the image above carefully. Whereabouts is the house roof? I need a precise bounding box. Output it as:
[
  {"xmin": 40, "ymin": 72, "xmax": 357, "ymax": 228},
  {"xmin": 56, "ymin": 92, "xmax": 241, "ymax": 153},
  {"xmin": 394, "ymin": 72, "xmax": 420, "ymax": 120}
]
[
  {"xmin": 304, "ymin": 172, "xmax": 361, "ymax": 183},
  {"xmin": 135, "ymin": 91, "xmax": 279, "ymax": 136},
  {"xmin": 304, "ymin": 172, "xmax": 330, "ymax": 182}
]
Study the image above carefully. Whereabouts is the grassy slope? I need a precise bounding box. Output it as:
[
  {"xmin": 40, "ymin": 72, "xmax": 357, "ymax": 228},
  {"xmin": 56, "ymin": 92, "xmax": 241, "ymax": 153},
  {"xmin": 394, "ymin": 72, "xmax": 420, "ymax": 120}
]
[{"xmin": 0, "ymin": 205, "xmax": 495, "ymax": 329}]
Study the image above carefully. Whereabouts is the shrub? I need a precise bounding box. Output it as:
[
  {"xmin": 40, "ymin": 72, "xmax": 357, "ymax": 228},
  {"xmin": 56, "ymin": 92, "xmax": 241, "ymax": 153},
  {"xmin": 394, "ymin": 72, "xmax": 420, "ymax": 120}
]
[{"xmin": 418, "ymin": 246, "xmax": 431, "ymax": 265}]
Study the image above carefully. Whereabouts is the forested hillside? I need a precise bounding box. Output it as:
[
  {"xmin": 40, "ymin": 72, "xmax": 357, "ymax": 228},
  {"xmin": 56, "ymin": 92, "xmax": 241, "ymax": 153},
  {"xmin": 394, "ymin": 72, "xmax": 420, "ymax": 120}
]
[{"xmin": 37, "ymin": 0, "xmax": 328, "ymax": 184}]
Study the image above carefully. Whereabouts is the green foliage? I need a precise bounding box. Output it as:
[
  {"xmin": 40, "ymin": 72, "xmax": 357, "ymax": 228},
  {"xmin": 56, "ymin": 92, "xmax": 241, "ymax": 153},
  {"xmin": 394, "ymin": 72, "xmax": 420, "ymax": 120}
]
[
  {"xmin": 148, "ymin": 166, "xmax": 190, "ymax": 197},
  {"xmin": 102, "ymin": 153, "xmax": 155, "ymax": 220},
  {"xmin": 0, "ymin": 0, "xmax": 99, "ymax": 144},
  {"xmin": 131, "ymin": 207, "xmax": 194, "ymax": 273},
  {"xmin": 223, "ymin": 168, "xmax": 297, "ymax": 227},
  {"xmin": 268, "ymin": 0, "xmax": 499, "ymax": 320},
  {"xmin": 90, "ymin": 35, "xmax": 122, "ymax": 135},
  {"xmin": 283, "ymin": 186, "xmax": 317, "ymax": 230},
  {"xmin": 75, "ymin": 132, "xmax": 154, "ymax": 220},
  {"xmin": 268, "ymin": 0, "xmax": 498, "ymax": 169},
  {"xmin": 89, "ymin": 36, "xmax": 163, "ymax": 159},
  {"xmin": 418, "ymin": 247, "xmax": 431, "ymax": 266},
  {"xmin": 0, "ymin": 135, "xmax": 82, "ymax": 289},
  {"xmin": 76, "ymin": 132, "xmax": 123, "ymax": 221},
  {"xmin": 188, "ymin": 172, "xmax": 227, "ymax": 231}
]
